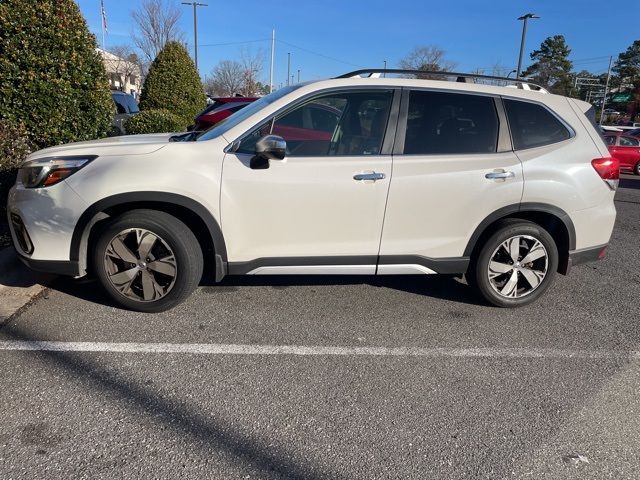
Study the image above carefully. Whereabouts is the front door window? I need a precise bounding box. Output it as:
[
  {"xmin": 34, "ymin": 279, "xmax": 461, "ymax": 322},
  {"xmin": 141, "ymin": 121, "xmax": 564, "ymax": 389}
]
[{"xmin": 237, "ymin": 90, "xmax": 393, "ymax": 157}]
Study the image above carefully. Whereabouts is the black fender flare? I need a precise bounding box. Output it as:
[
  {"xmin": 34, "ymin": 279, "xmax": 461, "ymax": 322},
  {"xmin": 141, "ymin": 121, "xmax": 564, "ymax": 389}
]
[
  {"xmin": 463, "ymin": 202, "xmax": 576, "ymax": 257},
  {"xmin": 70, "ymin": 191, "xmax": 227, "ymax": 273}
]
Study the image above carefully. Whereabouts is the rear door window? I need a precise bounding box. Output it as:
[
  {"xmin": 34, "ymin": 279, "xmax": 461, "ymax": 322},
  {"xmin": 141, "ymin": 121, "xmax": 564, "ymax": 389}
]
[
  {"xmin": 402, "ymin": 90, "xmax": 499, "ymax": 155},
  {"xmin": 504, "ymin": 99, "xmax": 571, "ymax": 150},
  {"xmin": 619, "ymin": 136, "xmax": 640, "ymax": 147}
]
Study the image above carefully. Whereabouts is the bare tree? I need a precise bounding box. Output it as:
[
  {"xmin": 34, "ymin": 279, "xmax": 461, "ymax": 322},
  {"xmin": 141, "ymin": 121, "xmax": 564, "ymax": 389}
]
[
  {"xmin": 106, "ymin": 45, "xmax": 144, "ymax": 84},
  {"xmin": 131, "ymin": 0, "xmax": 184, "ymax": 64},
  {"xmin": 204, "ymin": 60, "xmax": 245, "ymax": 97},
  {"xmin": 239, "ymin": 48, "xmax": 265, "ymax": 96},
  {"xmin": 204, "ymin": 49, "xmax": 266, "ymax": 97},
  {"xmin": 398, "ymin": 46, "xmax": 456, "ymax": 79}
]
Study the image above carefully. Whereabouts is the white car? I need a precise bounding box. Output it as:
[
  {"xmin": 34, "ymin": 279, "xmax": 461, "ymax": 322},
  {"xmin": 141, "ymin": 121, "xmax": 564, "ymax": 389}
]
[{"xmin": 8, "ymin": 70, "xmax": 618, "ymax": 312}]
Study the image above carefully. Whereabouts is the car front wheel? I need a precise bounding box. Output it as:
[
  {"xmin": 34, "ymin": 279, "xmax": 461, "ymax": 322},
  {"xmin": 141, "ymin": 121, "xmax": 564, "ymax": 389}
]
[
  {"xmin": 471, "ymin": 220, "xmax": 558, "ymax": 308},
  {"xmin": 93, "ymin": 210, "xmax": 203, "ymax": 313}
]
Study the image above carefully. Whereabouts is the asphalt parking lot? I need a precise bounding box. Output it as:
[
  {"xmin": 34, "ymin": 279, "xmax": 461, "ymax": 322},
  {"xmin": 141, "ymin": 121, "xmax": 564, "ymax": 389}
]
[{"xmin": 0, "ymin": 175, "xmax": 639, "ymax": 479}]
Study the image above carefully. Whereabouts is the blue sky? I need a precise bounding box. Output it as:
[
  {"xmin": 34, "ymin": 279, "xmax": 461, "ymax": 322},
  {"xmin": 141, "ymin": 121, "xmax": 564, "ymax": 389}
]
[{"xmin": 78, "ymin": 0, "xmax": 639, "ymax": 85}]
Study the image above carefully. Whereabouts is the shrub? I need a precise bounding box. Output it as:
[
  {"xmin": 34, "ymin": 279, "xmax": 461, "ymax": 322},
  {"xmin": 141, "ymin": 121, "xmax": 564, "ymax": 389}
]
[
  {"xmin": 139, "ymin": 42, "xmax": 206, "ymax": 124},
  {"xmin": 0, "ymin": 0, "xmax": 113, "ymax": 150},
  {"xmin": 124, "ymin": 109, "xmax": 187, "ymax": 135},
  {"xmin": 0, "ymin": 121, "xmax": 32, "ymax": 216}
]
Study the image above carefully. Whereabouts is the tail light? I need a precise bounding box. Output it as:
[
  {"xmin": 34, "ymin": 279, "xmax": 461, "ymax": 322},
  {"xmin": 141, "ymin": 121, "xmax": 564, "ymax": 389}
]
[{"xmin": 591, "ymin": 157, "xmax": 619, "ymax": 190}]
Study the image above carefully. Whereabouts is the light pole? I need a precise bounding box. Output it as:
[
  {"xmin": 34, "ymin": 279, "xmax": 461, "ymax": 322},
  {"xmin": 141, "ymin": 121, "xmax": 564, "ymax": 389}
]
[
  {"xmin": 287, "ymin": 52, "xmax": 291, "ymax": 86},
  {"xmin": 297, "ymin": 69, "xmax": 300, "ymax": 83},
  {"xmin": 516, "ymin": 13, "xmax": 539, "ymax": 79},
  {"xmin": 182, "ymin": 2, "xmax": 208, "ymax": 72}
]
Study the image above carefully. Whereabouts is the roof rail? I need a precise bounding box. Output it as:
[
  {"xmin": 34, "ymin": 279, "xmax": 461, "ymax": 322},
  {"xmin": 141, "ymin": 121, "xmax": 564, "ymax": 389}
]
[{"xmin": 335, "ymin": 69, "xmax": 548, "ymax": 93}]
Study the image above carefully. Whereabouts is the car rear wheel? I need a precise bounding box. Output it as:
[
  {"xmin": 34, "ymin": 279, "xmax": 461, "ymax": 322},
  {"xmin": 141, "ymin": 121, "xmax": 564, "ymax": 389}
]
[
  {"xmin": 93, "ymin": 210, "xmax": 203, "ymax": 313},
  {"xmin": 635, "ymin": 161, "xmax": 640, "ymax": 176},
  {"xmin": 471, "ymin": 220, "xmax": 558, "ymax": 308}
]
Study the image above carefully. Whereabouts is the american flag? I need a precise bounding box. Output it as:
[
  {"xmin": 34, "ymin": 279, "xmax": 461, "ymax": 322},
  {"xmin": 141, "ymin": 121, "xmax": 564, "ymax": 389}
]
[{"xmin": 101, "ymin": 0, "xmax": 108, "ymax": 33}]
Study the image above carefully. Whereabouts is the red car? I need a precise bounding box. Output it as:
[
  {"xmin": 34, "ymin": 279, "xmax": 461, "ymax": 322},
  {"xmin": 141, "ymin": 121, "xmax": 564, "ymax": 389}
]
[
  {"xmin": 192, "ymin": 97, "xmax": 258, "ymax": 131},
  {"xmin": 605, "ymin": 133, "xmax": 640, "ymax": 175}
]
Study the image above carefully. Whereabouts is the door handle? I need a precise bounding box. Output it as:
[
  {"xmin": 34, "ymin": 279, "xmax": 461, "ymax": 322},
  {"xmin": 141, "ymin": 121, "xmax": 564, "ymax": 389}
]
[
  {"xmin": 354, "ymin": 172, "xmax": 386, "ymax": 181},
  {"xmin": 485, "ymin": 170, "xmax": 515, "ymax": 180}
]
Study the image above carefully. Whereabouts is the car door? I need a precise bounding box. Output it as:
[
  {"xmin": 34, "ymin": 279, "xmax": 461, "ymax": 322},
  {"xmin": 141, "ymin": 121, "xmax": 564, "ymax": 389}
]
[
  {"xmin": 612, "ymin": 135, "xmax": 640, "ymax": 171},
  {"xmin": 378, "ymin": 89, "xmax": 523, "ymax": 273},
  {"xmin": 221, "ymin": 88, "xmax": 399, "ymax": 274}
]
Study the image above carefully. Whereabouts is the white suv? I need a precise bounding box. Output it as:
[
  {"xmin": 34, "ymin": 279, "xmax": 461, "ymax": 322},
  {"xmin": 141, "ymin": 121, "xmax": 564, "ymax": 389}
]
[{"xmin": 7, "ymin": 70, "xmax": 618, "ymax": 312}]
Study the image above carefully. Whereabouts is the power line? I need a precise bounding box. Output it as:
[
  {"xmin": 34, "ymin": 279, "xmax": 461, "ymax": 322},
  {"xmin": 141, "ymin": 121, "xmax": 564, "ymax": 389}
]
[
  {"xmin": 276, "ymin": 39, "xmax": 365, "ymax": 68},
  {"xmin": 199, "ymin": 38, "xmax": 270, "ymax": 47}
]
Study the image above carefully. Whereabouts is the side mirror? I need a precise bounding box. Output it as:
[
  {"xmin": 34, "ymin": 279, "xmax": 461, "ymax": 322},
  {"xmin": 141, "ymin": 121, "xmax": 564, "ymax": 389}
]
[{"xmin": 251, "ymin": 135, "xmax": 286, "ymax": 169}]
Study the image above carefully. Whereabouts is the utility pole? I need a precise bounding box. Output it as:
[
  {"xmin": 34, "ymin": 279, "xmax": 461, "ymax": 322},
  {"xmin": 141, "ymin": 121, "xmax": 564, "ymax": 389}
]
[
  {"xmin": 269, "ymin": 29, "xmax": 275, "ymax": 93},
  {"xmin": 182, "ymin": 2, "xmax": 208, "ymax": 72},
  {"xmin": 599, "ymin": 56, "xmax": 614, "ymax": 125},
  {"xmin": 383, "ymin": 60, "xmax": 387, "ymax": 78},
  {"xmin": 297, "ymin": 69, "xmax": 300, "ymax": 83},
  {"xmin": 516, "ymin": 13, "xmax": 540, "ymax": 79},
  {"xmin": 287, "ymin": 52, "xmax": 291, "ymax": 86}
]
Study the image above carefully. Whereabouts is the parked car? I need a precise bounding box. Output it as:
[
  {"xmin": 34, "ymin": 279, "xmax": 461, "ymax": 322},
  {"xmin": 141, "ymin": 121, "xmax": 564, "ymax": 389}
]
[
  {"xmin": 8, "ymin": 69, "xmax": 618, "ymax": 312},
  {"xmin": 603, "ymin": 108, "xmax": 621, "ymax": 115},
  {"xmin": 604, "ymin": 133, "xmax": 640, "ymax": 175},
  {"xmin": 192, "ymin": 97, "xmax": 257, "ymax": 131},
  {"xmin": 111, "ymin": 91, "xmax": 139, "ymax": 136}
]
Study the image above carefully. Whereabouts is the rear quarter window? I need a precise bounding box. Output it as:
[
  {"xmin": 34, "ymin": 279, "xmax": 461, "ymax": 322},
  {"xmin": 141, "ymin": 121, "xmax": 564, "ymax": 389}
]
[{"xmin": 504, "ymin": 99, "xmax": 572, "ymax": 150}]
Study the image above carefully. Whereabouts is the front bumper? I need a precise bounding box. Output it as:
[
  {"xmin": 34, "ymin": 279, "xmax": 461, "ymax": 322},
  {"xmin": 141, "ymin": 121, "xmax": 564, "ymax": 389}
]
[
  {"xmin": 7, "ymin": 181, "xmax": 89, "ymax": 270},
  {"xmin": 16, "ymin": 251, "xmax": 81, "ymax": 276}
]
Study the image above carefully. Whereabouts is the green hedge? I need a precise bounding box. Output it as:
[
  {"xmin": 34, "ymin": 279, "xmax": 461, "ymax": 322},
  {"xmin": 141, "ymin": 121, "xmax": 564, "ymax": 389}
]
[
  {"xmin": 124, "ymin": 109, "xmax": 187, "ymax": 135},
  {"xmin": 139, "ymin": 42, "xmax": 206, "ymax": 125},
  {"xmin": 0, "ymin": 0, "xmax": 113, "ymax": 150},
  {"xmin": 0, "ymin": 121, "xmax": 32, "ymax": 217}
]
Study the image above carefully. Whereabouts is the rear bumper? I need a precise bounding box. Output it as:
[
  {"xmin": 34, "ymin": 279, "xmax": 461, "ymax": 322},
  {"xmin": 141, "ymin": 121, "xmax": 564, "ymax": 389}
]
[{"xmin": 565, "ymin": 244, "xmax": 608, "ymax": 274}]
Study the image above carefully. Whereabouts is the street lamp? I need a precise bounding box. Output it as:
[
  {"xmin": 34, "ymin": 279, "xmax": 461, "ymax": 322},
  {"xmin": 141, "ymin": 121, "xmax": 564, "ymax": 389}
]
[
  {"xmin": 182, "ymin": 2, "xmax": 208, "ymax": 73},
  {"xmin": 516, "ymin": 13, "xmax": 539, "ymax": 79},
  {"xmin": 507, "ymin": 69, "xmax": 517, "ymax": 78}
]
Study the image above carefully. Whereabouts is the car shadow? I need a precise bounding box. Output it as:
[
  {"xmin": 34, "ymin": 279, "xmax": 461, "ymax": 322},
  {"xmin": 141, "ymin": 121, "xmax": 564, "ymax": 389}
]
[
  {"xmin": 48, "ymin": 273, "xmax": 486, "ymax": 310},
  {"xmin": 619, "ymin": 176, "xmax": 640, "ymax": 190}
]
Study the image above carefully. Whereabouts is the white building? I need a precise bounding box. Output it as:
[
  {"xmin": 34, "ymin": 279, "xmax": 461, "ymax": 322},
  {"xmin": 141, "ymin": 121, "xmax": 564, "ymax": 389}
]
[{"xmin": 97, "ymin": 48, "xmax": 142, "ymax": 98}]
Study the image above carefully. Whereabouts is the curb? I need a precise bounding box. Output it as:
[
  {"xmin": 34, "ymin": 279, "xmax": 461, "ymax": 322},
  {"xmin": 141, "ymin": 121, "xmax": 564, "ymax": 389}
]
[{"xmin": 0, "ymin": 248, "xmax": 54, "ymax": 324}]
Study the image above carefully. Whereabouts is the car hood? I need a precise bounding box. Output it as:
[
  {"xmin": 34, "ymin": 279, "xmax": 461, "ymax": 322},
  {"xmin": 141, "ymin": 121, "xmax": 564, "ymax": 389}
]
[{"xmin": 26, "ymin": 133, "xmax": 173, "ymax": 160}]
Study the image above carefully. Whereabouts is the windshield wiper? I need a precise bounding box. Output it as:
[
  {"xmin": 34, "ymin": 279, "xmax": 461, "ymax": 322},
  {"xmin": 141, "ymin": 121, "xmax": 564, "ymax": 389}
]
[{"xmin": 169, "ymin": 131, "xmax": 199, "ymax": 142}]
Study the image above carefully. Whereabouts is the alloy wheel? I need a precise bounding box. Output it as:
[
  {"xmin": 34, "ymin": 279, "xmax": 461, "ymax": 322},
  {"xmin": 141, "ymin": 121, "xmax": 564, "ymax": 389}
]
[
  {"xmin": 103, "ymin": 228, "xmax": 178, "ymax": 302},
  {"xmin": 487, "ymin": 235, "xmax": 549, "ymax": 299}
]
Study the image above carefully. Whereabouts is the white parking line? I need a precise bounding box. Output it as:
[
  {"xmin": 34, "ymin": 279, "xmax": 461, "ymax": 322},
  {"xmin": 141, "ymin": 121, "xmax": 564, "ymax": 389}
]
[{"xmin": 0, "ymin": 341, "xmax": 637, "ymax": 359}]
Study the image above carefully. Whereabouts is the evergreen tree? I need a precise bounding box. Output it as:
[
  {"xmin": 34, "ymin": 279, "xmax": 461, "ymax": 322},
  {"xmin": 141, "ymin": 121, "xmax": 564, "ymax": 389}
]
[
  {"xmin": 613, "ymin": 40, "xmax": 640, "ymax": 89},
  {"xmin": 139, "ymin": 42, "xmax": 206, "ymax": 124},
  {"xmin": 522, "ymin": 35, "xmax": 574, "ymax": 95},
  {"xmin": 0, "ymin": 0, "xmax": 113, "ymax": 149}
]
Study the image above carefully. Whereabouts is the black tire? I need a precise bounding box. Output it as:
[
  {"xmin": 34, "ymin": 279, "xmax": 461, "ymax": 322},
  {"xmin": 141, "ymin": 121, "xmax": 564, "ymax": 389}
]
[
  {"xmin": 93, "ymin": 209, "xmax": 203, "ymax": 313},
  {"xmin": 635, "ymin": 161, "xmax": 640, "ymax": 176},
  {"xmin": 470, "ymin": 219, "xmax": 558, "ymax": 308}
]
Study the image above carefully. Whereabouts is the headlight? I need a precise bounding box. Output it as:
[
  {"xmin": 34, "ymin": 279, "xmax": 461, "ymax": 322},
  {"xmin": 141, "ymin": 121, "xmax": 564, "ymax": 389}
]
[{"xmin": 19, "ymin": 156, "xmax": 97, "ymax": 188}]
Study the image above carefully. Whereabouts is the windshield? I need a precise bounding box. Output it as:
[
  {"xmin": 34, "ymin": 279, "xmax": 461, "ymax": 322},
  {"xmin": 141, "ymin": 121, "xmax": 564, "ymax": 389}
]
[{"xmin": 196, "ymin": 86, "xmax": 301, "ymax": 141}]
